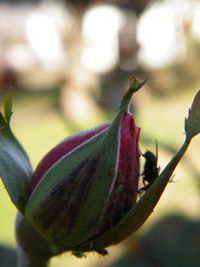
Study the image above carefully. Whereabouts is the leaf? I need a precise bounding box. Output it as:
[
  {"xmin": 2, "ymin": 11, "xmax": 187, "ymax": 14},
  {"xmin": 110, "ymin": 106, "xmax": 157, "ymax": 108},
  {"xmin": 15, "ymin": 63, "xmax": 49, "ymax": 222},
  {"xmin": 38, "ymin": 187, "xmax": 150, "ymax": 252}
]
[
  {"xmin": 0, "ymin": 96, "xmax": 32, "ymax": 213},
  {"xmin": 185, "ymin": 90, "xmax": 200, "ymax": 141}
]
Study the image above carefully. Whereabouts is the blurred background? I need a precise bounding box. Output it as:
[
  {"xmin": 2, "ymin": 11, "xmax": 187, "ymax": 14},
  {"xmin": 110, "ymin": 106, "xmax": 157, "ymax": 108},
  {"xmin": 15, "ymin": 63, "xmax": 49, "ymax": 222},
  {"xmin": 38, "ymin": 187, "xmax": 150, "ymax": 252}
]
[{"xmin": 1, "ymin": 0, "xmax": 200, "ymax": 266}]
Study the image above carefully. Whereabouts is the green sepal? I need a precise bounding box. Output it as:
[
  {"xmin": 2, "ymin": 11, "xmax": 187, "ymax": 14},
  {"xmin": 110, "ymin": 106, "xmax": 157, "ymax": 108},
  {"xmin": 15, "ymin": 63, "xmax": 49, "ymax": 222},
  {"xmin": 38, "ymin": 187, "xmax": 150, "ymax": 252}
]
[
  {"xmin": 25, "ymin": 78, "xmax": 145, "ymax": 250},
  {"xmin": 119, "ymin": 77, "xmax": 147, "ymax": 111},
  {"xmin": 185, "ymin": 90, "xmax": 200, "ymax": 141},
  {"xmin": 4, "ymin": 92, "xmax": 13, "ymax": 123},
  {"xmin": 25, "ymin": 130, "xmax": 110, "ymax": 246},
  {"xmin": 0, "ymin": 95, "xmax": 32, "ymax": 213}
]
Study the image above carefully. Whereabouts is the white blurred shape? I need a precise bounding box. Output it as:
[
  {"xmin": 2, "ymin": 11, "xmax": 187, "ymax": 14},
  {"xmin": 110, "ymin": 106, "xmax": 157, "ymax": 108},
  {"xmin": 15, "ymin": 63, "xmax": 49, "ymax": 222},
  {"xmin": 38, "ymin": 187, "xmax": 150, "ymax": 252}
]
[
  {"xmin": 82, "ymin": 5, "xmax": 124, "ymax": 73},
  {"xmin": 5, "ymin": 45, "xmax": 35, "ymax": 70},
  {"xmin": 25, "ymin": 11, "xmax": 63, "ymax": 70},
  {"xmin": 137, "ymin": 2, "xmax": 186, "ymax": 69},
  {"xmin": 192, "ymin": 4, "xmax": 200, "ymax": 39},
  {"xmin": 137, "ymin": 3, "xmax": 175, "ymax": 68},
  {"xmin": 40, "ymin": 1, "xmax": 73, "ymax": 35}
]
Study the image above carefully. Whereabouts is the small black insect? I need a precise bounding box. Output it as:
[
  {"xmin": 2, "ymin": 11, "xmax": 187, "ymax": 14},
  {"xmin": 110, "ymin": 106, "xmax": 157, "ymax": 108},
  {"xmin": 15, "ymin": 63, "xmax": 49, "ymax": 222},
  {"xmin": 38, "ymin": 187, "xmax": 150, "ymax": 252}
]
[{"xmin": 139, "ymin": 141, "xmax": 160, "ymax": 194}]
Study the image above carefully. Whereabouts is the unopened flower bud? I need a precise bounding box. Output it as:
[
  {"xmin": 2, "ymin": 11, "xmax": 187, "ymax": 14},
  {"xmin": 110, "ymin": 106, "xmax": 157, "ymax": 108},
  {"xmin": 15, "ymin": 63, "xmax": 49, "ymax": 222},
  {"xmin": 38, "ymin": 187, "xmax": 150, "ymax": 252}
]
[{"xmin": 25, "ymin": 78, "xmax": 144, "ymax": 255}]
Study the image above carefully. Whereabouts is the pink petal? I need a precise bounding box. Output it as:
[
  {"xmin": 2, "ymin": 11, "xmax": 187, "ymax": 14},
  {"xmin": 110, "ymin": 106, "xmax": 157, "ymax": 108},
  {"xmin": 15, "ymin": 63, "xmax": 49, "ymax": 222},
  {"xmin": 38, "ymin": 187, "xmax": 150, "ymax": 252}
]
[
  {"xmin": 105, "ymin": 113, "xmax": 140, "ymax": 225},
  {"xmin": 119, "ymin": 112, "xmax": 140, "ymax": 195}
]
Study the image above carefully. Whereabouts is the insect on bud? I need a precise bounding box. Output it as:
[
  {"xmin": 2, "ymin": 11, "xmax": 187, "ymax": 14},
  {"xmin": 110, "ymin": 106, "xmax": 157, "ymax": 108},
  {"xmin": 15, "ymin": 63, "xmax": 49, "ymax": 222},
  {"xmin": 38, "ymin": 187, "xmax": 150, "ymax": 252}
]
[{"xmin": 139, "ymin": 141, "xmax": 160, "ymax": 194}]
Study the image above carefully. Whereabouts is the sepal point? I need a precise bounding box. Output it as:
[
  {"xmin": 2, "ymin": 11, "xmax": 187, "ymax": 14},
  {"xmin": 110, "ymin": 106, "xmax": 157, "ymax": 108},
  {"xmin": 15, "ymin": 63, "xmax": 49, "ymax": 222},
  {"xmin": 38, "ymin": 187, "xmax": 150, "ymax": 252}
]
[
  {"xmin": 185, "ymin": 90, "xmax": 200, "ymax": 141},
  {"xmin": 119, "ymin": 77, "xmax": 147, "ymax": 111}
]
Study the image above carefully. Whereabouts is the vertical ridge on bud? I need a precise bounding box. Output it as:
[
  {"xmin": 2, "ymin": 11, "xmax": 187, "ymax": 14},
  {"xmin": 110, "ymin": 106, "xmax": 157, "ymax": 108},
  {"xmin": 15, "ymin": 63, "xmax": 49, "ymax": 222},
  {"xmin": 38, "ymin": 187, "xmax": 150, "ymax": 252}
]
[{"xmin": 100, "ymin": 113, "xmax": 140, "ymax": 231}]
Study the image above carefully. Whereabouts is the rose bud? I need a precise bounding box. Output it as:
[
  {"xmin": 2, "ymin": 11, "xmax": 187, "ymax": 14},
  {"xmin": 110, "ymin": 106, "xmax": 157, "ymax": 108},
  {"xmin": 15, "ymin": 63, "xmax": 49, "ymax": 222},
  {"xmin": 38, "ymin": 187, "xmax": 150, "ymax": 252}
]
[{"xmin": 25, "ymin": 78, "xmax": 144, "ymax": 255}]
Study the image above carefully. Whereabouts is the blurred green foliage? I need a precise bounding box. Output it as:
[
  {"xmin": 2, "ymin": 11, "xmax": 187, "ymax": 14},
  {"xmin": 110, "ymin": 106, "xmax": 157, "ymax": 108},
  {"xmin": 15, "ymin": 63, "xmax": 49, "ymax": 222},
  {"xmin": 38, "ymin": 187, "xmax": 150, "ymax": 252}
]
[{"xmin": 108, "ymin": 214, "xmax": 200, "ymax": 267}]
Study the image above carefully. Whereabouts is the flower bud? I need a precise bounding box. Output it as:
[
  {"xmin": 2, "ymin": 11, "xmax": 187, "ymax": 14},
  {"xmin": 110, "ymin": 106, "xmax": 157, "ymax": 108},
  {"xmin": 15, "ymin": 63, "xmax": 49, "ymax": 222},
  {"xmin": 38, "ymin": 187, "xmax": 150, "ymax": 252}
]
[{"xmin": 25, "ymin": 78, "xmax": 144, "ymax": 255}]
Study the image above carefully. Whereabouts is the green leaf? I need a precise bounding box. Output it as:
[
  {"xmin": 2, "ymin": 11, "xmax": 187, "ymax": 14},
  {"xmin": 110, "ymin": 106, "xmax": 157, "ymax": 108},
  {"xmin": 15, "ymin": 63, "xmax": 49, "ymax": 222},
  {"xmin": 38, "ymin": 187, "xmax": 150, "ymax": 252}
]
[
  {"xmin": 0, "ymin": 97, "xmax": 32, "ymax": 213},
  {"xmin": 185, "ymin": 90, "xmax": 200, "ymax": 141}
]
